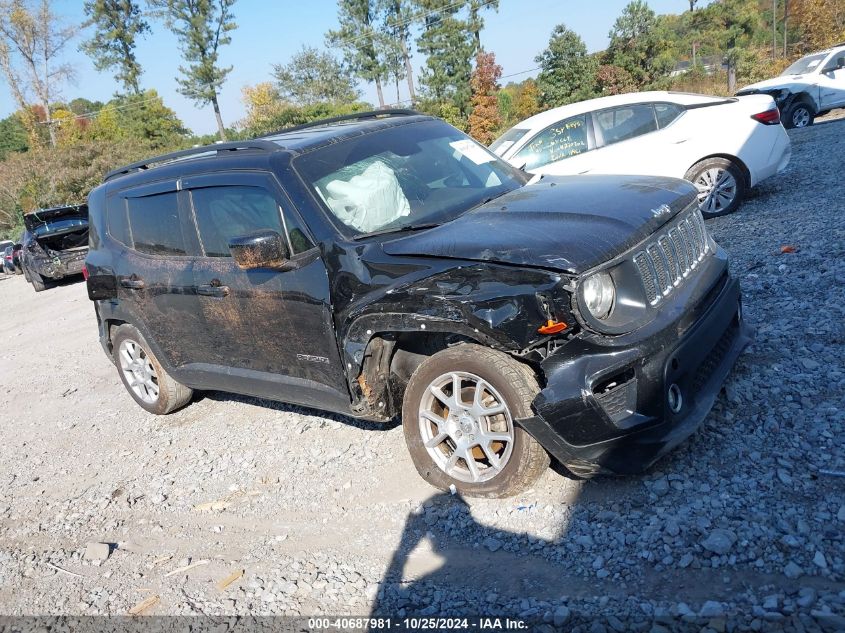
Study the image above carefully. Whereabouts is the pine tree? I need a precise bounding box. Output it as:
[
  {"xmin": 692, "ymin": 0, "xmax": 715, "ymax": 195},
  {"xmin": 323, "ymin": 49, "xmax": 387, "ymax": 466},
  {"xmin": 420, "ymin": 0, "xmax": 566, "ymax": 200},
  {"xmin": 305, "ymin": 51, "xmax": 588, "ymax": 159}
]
[
  {"xmin": 466, "ymin": 0, "xmax": 498, "ymax": 52},
  {"xmin": 81, "ymin": 0, "xmax": 149, "ymax": 94},
  {"xmin": 415, "ymin": 0, "xmax": 475, "ymax": 115},
  {"xmin": 379, "ymin": 0, "xmax": 415, "ymax": 102},
  {"xmin": 273, "ymin": 45, "xmax": 362, "ymax": 106},
  {"xmin": 535, "ymin": 24, "xmax": 597, "ymax": 107},
  {"xmin": 606, "ymin": 0, "xmax": 672, "ymax": 88},
  {"xmin": 150, "ymin": 0, "xmax": 237, "ymax": 141},
  {"xmin": 327, "ymin": 0, "xmax": 387, "ymax": 107}
]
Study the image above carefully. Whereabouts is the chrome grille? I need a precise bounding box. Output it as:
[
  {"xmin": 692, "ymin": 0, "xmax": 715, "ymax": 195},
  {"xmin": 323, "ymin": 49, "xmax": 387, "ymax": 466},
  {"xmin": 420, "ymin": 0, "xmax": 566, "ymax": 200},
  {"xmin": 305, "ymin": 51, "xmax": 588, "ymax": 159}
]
[{"xmin": 634, "ymin": 210, "xmax": 711, "ymax": 305}]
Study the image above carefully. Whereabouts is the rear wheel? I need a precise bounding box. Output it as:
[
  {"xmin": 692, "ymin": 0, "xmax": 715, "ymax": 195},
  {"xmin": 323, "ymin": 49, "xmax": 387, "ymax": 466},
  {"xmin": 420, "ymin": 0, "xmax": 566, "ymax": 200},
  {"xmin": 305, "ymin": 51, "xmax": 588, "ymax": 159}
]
[
  {"xmin": 783, "ymin": 101, "xmax": 814, "ymax": 129},
  {"xmin": 112, "ymin": 324, "xmax": 193, "ymax": 415},
  {"xmin": 29, "ymin": 270, "xmax": 47, "ymax": 292},
  {"xmin": 685, "ymin": 158, "xmax": 747, "ymax": 218},
  {"xmin": 401, "ymin": 344, "xmax": 549, "ymax": 498}
]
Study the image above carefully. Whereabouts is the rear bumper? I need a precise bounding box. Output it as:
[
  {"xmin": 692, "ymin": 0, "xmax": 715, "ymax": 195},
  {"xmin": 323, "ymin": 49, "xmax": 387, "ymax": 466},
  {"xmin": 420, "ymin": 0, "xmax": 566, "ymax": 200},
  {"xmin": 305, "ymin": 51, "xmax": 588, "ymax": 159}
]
[
  {"xmin": 748, "ymin": 125, "xmax": 791, "ymax": 186},
  {"xmin": 29, "ymin": 248, "xmax": 87, "ymax": 280},
  {"xmin": 518, "ymin": 264, "xmax": 752, "ymax": 477}
]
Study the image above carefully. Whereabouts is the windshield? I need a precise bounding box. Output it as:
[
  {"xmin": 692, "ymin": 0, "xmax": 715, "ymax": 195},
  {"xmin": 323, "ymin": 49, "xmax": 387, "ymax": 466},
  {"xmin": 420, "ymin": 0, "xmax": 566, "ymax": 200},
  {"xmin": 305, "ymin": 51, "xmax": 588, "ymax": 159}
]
[
  {"xmin": 489, "ymin": 127, "xmax": 530, "ymax": 156},
  {"xmin": 781, "ymin": 53, "xmax": 828, "ymax": 75},
  {"xmin": 293, "ymin": 120, "xmax": 527, "ymax": 238},
  {"xmin": 32, "ymin": 217, "xmax": 88, "ymax": 238}
]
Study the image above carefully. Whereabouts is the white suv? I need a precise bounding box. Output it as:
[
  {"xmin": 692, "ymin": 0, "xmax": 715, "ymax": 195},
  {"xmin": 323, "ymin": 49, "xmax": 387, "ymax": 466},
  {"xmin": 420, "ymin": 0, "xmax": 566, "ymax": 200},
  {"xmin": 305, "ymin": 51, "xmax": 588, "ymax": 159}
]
[{"xmin": 737, "ymin": 44, "xmax": 845, "ymax": 128}]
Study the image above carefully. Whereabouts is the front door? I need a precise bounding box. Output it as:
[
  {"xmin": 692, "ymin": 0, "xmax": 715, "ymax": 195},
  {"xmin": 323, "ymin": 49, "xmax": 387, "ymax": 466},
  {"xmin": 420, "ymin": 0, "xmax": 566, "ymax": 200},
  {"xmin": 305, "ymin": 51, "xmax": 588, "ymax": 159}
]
[
  {"xmin": 818, "ymin": 55, "xmax": 845, "ymax": 109},
  {"xmin": 182, "ymin": 172, "xmax": 349, "ymax": 409}
]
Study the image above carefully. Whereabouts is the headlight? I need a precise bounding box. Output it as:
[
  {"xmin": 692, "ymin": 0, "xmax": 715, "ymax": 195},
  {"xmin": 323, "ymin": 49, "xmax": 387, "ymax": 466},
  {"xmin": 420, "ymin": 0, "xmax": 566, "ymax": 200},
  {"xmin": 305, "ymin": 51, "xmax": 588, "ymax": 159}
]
[{"xmin": 582, "ymin": 271, "xmax": 615, "ymax": 320}]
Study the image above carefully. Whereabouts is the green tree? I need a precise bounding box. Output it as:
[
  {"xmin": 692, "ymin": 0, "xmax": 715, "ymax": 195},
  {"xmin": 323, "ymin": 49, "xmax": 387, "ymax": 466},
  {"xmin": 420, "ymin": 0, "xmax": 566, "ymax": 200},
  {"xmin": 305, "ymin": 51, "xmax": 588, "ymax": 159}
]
[
  {"xmin": 535, "ymin": 24, "xmax": 597, "ymax": 107},
  {"xmin": 694, "ymin": 0, "xmax": 763, "ymax": 91},
  {"xmin": 415, "ymin": 0, "xmax": 475, "ymax": 116},
  {"xmin": 273, "ymin": 45, "xmax": 361, "ymax": 106},
  {"xmin": 466, "ymin": 0, "xmax": 498, "ymax": 52},
  {"xmin": 327, "ymin": 0, "xmax": 387, "ymax": 107},
  {"xmin": 112, "ymin": 89, "xmax": 188, "ymax": 146},
  {"xmin": 379, "ymin": 0, "xmax": 416, "ymax": 102},
  {"xmin": 0, "ymin": 113, "xmax": 29, "ymax": 160},
  {"xmin": 606, "ymin": 0, "xmax": 672, "ymax": 88},
  {"xmin": 81, "ymin": 0, "xmax": 150, "ymax": 94},
  {"xmin": 151, "ymin": 0, "xmax": 237, "ymax": 141}
]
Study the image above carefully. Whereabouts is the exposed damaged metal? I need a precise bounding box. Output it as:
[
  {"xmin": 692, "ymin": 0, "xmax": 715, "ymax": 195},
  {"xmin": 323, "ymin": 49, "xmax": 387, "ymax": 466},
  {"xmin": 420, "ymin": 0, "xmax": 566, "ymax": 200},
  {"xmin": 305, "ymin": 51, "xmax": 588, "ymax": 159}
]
[{"xmin": 21, "ymin": 204, "xmax": 89, "ymax": 291}]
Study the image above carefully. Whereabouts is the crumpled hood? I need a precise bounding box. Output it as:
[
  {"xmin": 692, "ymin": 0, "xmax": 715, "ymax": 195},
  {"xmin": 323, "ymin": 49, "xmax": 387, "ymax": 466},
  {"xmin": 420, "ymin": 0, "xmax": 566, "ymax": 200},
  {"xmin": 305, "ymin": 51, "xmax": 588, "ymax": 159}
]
[
  {"xmin": 737, "ymin": 76, "xmax": 804, "ymax": 94},
  {"xmin": 382, "ymin": 175, "xmax": 698, "ymax": 274},
  {"xmin": 24, "ymin": 205, "xmax": 88, "ymax": 231}
]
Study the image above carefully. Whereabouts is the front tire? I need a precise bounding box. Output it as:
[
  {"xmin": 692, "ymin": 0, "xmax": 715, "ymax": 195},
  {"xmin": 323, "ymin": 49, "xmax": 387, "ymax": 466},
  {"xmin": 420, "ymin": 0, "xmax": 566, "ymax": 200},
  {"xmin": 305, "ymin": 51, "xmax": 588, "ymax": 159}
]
[
  {"xmin": 112, "ymin": 324, "xmax": 193, "ymax": 415},
  {"xmin": 685, "ymin": 157, "xmax": 747, "ymax": 218},
  {"xmin": 783, "ymin": 101, "xmax": 814, "ymax": 129},
  {"xmin": 401, "ymin": 344, "xmax": 549, "ymax": 498}
]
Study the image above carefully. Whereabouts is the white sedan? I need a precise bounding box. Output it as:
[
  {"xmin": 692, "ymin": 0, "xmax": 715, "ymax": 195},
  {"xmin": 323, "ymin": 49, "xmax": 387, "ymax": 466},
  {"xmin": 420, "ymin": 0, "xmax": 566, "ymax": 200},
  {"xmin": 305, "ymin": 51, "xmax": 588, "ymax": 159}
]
[{"xmin": 490, "ymin": 91, "xmax": 791, "ymax": 217}]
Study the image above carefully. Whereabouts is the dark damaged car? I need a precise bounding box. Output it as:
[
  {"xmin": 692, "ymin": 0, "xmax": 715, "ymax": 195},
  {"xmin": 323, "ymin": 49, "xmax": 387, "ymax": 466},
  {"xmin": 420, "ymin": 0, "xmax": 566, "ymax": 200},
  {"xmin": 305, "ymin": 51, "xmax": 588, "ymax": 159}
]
[
  {"xmin": 21, "ymin": 205, "xmax": 89, "ymax": 292},
  {"xmin": 85, "ymin": 111, "xmax": 752, "ymax": 497}
]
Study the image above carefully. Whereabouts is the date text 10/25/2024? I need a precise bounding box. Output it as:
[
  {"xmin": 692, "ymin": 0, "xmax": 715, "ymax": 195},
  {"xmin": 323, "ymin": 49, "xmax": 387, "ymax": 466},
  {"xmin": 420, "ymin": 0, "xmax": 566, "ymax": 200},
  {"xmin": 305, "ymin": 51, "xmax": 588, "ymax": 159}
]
[{"xmin": 308, "ymin": 617, "xmax": 529, "ymax": 630}]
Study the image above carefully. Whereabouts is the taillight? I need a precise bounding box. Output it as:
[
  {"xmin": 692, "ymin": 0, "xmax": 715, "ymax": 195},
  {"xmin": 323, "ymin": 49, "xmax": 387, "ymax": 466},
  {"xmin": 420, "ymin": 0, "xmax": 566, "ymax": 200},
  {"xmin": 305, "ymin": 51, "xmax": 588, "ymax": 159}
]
[
  {"xmin": 82, "ymin": 264, "xmax": 89, "ymax": 280},
  {"xmin": 751, "ymin": 108, "xmax": 781, "ymax": 125}
]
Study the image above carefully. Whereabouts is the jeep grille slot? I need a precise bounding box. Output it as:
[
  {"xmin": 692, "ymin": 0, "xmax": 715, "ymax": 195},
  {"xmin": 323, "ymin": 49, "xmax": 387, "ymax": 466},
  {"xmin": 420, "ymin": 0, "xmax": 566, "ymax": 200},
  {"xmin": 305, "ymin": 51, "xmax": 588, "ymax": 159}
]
[{"xmin": 633, "ymin": 210, "xmax": 710, "ymax": 305}]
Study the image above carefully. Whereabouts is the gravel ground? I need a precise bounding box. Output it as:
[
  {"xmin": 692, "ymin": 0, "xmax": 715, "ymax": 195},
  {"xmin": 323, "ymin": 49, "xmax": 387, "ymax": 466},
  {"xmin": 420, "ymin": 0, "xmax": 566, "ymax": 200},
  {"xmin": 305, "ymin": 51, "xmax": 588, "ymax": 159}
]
[{"xmin": 0, "ymin": 118, "xmax": 843, "ymax": 632}]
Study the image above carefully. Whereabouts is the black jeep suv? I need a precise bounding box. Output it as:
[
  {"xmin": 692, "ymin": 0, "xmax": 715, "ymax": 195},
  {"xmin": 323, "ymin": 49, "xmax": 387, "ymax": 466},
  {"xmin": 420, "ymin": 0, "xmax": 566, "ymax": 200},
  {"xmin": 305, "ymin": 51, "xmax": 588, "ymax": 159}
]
[{"xmin": 86, "ymin": 110, "xmax": 751, "ymax": 497}]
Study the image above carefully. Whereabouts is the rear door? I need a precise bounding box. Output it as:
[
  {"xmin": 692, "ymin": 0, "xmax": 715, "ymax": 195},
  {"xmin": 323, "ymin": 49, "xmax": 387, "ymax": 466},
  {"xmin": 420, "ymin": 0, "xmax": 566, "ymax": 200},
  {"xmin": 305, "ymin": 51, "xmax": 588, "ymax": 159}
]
[
  {"xmin": 184, "ymin": 172, "xmax": 348, "ymax": 407},
  {"xmin": 108, "ymin": 181, "xmax": 205, "ymax": 368}
]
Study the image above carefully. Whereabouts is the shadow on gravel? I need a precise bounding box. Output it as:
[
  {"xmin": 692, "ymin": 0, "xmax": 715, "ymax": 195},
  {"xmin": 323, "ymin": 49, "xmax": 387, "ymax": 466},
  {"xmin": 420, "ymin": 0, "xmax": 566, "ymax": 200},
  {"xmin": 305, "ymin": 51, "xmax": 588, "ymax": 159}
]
[{"xmin": 196, "ymin": 390, "xmax": 401, "ymax": 432}]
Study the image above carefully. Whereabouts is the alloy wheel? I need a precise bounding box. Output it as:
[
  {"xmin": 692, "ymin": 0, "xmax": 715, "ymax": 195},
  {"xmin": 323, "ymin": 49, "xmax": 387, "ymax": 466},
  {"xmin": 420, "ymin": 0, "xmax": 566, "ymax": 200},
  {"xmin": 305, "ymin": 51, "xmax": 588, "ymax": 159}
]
[
  {"xmin": 792, "ymin": 107, "xmax": 811, "ymax": 128},
  {"xmin": 694, "ymin": 167, "xmax": 738, "ymax": 214},
  {"xmin": 118, "ymin": 339, "xmax": 160, "ymax": 404},
  {"xmin": 418, "ymin": 371, "xmax": 514, "ymax": 484}
]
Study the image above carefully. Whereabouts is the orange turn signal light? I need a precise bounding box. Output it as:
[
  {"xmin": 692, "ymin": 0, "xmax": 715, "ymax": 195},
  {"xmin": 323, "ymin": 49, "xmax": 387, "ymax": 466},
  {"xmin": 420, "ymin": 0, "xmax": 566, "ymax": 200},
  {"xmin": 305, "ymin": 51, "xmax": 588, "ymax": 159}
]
[{"xmin": 537, "ymin": 319, "xmax": 568, "ymax": 335}]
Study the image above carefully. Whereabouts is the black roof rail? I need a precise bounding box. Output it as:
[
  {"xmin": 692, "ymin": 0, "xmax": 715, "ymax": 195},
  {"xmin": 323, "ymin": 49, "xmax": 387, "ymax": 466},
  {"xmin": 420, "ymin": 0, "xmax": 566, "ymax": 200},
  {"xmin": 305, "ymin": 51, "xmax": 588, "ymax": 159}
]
[
  {"xmin": 260, "ymin": 108, "xmax": 421, "ymax": 138},
  {"xmin": 104, "ymin": 139, "xmax": 281, "ymax": 182}
]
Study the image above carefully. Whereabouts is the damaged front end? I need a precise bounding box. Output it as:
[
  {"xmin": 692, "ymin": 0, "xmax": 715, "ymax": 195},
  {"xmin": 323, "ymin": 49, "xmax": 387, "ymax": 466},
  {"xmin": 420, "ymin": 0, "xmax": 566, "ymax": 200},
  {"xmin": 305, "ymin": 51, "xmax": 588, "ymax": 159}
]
[{"xmin": 23, "ymin": 205, "xmax": 89, "ymax": 280}]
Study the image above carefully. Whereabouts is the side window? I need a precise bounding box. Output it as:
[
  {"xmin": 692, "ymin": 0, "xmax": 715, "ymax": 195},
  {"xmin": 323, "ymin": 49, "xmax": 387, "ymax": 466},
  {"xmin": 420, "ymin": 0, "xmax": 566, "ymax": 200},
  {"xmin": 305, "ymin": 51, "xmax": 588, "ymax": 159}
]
[
  {"xmin": 654, "ymin": 103, "xmax": 683, "ymax": 128},
  {"xmin": 594, "ymin": 104, "xmax": 658, "ymax": 146},
  {"xmin": 107, "ymin": 196, "xmax": 131, "ymax": 247},
  {"xmin": 126, "ymin": 192, "xmax": 186, "ymax": 256},
  {"xmin": 190, "ymin": 185, "xmax": 314, "ymax": 258},
  {"xmin": 514, "ymin": 115, "xmax": 588, "ymax": 170}
]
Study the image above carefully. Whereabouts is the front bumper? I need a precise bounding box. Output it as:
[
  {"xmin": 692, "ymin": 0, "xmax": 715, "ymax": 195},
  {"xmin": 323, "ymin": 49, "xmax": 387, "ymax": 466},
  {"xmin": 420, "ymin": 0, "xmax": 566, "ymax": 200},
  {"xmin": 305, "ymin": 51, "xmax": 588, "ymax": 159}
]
[{"xmin": 518, "ymin": 261, "xmax": 752, "ymax": 477}]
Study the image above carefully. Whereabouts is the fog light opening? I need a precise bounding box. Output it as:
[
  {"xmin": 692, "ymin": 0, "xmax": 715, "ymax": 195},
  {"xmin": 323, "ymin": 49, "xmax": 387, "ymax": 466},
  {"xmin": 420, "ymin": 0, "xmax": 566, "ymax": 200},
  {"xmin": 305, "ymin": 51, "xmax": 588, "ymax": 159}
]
[{"xmin": 667, "ymin": 384, "xmax": 683, "ymax": 414}]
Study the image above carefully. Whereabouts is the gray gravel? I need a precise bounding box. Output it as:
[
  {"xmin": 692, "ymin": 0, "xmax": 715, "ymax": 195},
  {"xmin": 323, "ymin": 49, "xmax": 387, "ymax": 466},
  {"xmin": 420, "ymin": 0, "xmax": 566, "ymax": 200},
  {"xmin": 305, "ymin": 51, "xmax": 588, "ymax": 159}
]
[{"xmin": 0, "ymin": 118, "xmax": 843, "ymax": 631}]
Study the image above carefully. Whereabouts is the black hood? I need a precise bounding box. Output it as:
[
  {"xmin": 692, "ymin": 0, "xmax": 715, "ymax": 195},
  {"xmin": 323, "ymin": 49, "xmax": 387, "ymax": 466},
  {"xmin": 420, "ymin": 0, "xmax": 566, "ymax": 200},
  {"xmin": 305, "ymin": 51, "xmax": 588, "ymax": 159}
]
[
  {"xmin": 382, "ymin": 175, "xmax": 697, "ymax": 274},
  {"xmin": 24, "ymin": 205, "xmax": 88, "ymax": 231}
]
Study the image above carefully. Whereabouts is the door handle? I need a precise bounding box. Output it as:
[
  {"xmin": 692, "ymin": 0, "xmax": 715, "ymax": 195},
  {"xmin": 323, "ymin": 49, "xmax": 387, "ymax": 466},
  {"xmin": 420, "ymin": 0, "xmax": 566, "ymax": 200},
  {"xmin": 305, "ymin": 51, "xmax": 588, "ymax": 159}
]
[
  {"xmin": 119, "ymin": 277, "xmax": 145, "ymax": 289},
  {"xmin": 197, "ymin": 283, "xmax": 230, "ymax": 297}
]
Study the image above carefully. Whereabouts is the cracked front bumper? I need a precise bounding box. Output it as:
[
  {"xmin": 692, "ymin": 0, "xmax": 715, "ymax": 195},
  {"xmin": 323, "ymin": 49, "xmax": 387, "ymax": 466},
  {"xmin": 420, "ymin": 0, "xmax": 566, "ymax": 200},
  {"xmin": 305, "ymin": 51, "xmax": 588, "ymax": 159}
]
[{"xmin": 518, "ymin": 261, "xmax": 752, "ymax": 477}]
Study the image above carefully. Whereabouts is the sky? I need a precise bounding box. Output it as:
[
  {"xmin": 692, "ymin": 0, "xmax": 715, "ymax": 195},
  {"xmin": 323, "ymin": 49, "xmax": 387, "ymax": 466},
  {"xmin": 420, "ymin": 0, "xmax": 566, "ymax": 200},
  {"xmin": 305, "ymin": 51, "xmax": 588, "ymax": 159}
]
[{"xmin": 0, "ymin": 0, "xmax": 713, "ymax": 135}]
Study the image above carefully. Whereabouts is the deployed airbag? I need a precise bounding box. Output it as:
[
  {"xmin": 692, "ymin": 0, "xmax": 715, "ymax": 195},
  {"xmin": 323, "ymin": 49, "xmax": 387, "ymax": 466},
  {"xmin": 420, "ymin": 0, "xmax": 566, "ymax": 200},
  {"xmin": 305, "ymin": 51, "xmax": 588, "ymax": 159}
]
[{"xmin": 323, "ymin": 161, "xmax": 410, "ymax": 233}]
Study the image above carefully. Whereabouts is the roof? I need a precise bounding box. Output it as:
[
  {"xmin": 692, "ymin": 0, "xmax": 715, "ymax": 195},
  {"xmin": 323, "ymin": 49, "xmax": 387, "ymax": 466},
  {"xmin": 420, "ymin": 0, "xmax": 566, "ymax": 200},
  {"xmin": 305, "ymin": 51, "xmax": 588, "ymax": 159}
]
[
  {"xmin": 513, "ymin": 91, "xmax": 731, "ymax": 131},
  {"xmin": 103, "ymin": 110, "xmax": 433, "ymax": 184}
]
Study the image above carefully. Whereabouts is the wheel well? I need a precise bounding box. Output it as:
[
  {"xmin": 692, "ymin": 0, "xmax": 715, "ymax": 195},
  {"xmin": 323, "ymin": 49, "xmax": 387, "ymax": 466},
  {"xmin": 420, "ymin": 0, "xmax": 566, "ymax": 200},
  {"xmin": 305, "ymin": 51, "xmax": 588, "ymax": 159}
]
[
  {"xmin": 688, "ymin": 154, "xmax": 751, "ymax": 189},
  {"xmin": 790, "ymin": 92, "xmax": 816, "ymax": 112},
  {"xmin": 104, "ymin": 319, "xmax": 128, "ymax": 352}
]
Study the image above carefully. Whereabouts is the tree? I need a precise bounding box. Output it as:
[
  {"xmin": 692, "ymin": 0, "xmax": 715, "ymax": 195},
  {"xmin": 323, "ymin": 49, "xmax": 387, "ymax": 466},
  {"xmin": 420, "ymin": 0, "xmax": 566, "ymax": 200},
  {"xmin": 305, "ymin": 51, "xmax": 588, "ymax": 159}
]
[
  {"xmin": 699, "ymin": 0, "xmax": 763, "ymax": 92},
  {"xmin": 415, "ymin": 0, "xmax": 475, "ymax": 116},
  {"xmin": 0, "ymin": 113, "xmax": 29, "ymax": 160},
  {"xmin": 594, "ymin": 64, "xmax": 637, "ymax": 95},
  {"xmin": 467, "ymin": 50, "xmax": 501, "ymax": 144},
  {"xmin": 688, "ymin": 0, "xmax": 698, "ymax": 11},
  {"xmin": 327, "ymin": 0, "xmax": 387, "ymax": 107},
  {"xmin": 81, "ymin": 0, "xmax": 149, "ymax": 94},
  {"xmin": 535, "ymin": 24, "xmax": 597, "ymax": 107},
  {"xmin": 0, "ymin": 0, "xmax": 80, "ymax": 147},
  {"xmin": 793, "ymin": 0, "xmax": 845, "ymax": 51},
  {"xmin": 606, "ymin": 0, "xmax": 673, "ymax": 88},
  {"xmin": 379, "ymin": 0, "xmax": 416, "ymax": 103},
  {"xmin": 466, "ymin": 0, "xmax": 498, "ymax": 52},
  {"xmin": 151, "ymin": 0, "xmax": 237, "ymax": 141},
  {"xmin": 273, "ymin": 46, "xmax": 361, "ymax": 106},
  {"xmin": 512, "ymin": 78, "xmax": 540, "ymax": 120}
]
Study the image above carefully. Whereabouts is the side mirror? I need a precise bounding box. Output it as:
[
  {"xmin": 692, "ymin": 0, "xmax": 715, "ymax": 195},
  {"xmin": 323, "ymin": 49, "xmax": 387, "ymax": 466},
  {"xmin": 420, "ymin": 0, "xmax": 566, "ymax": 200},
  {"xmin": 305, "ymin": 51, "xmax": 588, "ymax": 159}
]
[{"xmin": 228, "ymin": 229, "xmax": 289, "ymax": 270}]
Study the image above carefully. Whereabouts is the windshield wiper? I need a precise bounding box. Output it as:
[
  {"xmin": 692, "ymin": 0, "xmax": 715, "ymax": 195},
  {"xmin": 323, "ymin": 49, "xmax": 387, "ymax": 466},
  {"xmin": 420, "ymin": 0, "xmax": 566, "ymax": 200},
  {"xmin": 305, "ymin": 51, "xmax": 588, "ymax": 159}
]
[{"xmin": 354, "ymin": 222, "xmax": 441, "ymax": 240}]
